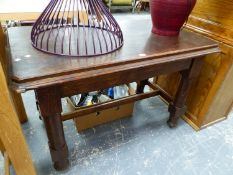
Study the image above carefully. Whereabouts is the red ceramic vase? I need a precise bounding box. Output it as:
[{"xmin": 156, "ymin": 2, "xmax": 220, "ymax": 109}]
[{"xmin": 150, "ymin": 0, "xmax": 196, "ymax": 36}]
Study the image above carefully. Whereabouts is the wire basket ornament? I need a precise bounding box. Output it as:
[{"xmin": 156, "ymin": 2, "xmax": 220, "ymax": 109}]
[{"xmin": 31, "ymin": 0, "xmax": 123, "ymax": 57}]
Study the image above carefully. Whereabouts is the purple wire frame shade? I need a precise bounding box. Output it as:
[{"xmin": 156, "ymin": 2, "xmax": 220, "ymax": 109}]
[{"xmin": 31, "ymin": 0, "xmax": 124, "ymax": 57}]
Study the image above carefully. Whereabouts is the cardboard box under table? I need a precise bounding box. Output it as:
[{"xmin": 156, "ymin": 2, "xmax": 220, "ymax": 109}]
[{"xmin": 65, "ymin": 86, "xmax": 135, "ymax": 132}]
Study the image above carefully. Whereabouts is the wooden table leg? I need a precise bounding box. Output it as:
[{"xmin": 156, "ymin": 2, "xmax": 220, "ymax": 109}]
[
  {"xmin": 35, "ymin": 86, "xmax": 69, "ymax": 171},
  {"xmin": 167, "ymin": 58, "xmax": 203, "ymax": 128},
  {"xmin": 11, "ymin": 91, "xmax": 28, "ymax": 123},
  {"xmin": 136, "ymin": 79, "xmax": 148, "ymax": 94}
]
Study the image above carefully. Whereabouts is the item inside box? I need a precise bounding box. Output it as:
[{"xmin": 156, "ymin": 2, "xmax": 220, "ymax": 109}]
[
  {"xmin": 69, "ymin": 84, "xmax": 130, "ymax": 108},
  {"xmin": 63, "ymin": 84, "xmax": 135, "ymax": 132}
]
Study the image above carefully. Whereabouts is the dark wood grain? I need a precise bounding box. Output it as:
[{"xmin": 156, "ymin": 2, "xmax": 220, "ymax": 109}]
[
  {"xmin": 35, "ymin": 86, "xmax": 69, "ymax": 170},
  {"xmin": 7, "ymin": 15, "xmax": 219, "ymax": 171},
  {"xmin": 167, "ymin": 57, "xmax": 204, "ymax": 127},
  {"xmin": 8, "ymin": 18, "xmax": 218, "ymax": 91},
  {"xmin": 147, "ymin": 81, "xmax": 174, "ymax": 103},
  {"xmin": 136, "ymin": 79, "xmax": 149, "ymax": 94}
]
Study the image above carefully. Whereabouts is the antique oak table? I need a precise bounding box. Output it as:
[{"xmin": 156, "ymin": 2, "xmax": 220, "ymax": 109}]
[{"xmin": 7, "ymin": 16, "xmax": 219, "ymax": 170}]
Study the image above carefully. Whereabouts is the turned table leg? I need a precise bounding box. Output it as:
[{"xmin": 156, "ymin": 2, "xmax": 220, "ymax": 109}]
[
  {"xmin": 35, "ymin": 86, "xmax": 69, "ymax": 170},
  {"xmin": 136, "ymin": 79, "xmax": 148, "ymax": 94},
  {"xmin": 167, "ymin": 58, "xmax": 203, "ymax": 128}
]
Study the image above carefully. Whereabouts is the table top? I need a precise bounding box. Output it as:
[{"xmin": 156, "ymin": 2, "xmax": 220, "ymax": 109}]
[{"xmin": 8, "ymin": 15, "xmax": 219, "ymax": 91}]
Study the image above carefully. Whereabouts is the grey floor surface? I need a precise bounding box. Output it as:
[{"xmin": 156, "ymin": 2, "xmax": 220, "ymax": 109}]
[{"xmin": 1, "ymin": 90, "xmax": 233, "ymax": 175}]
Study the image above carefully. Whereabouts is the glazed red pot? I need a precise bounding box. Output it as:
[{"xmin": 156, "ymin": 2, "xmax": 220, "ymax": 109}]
[{"xmin": 150, "ymin": 0, "xmax": 196, "ymax": 36}]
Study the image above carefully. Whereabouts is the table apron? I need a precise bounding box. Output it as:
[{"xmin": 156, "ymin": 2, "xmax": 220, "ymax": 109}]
[{"xmin": 61, "ymin": 58, "xmax": 192, "ymax": 97}]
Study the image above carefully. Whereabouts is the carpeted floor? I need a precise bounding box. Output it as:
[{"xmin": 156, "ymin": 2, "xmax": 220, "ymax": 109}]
[{"xmin": 1, "ymin": 90, "xmax": 232, "ymax": 175}]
